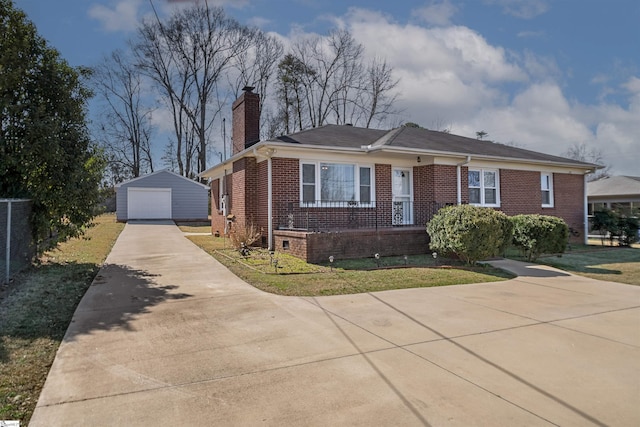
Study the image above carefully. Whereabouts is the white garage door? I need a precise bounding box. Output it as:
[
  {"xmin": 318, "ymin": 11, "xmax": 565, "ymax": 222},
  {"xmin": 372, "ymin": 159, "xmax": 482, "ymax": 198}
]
[{"xmin": 127, "ymin": 187, "xmax": 172, "ymax": 219}]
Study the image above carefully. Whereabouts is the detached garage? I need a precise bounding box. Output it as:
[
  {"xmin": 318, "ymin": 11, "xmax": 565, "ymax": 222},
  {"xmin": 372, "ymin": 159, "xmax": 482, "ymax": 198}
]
[{"xmin": 116, "ymin": 170, "xmax": 209, "ymax": 222}]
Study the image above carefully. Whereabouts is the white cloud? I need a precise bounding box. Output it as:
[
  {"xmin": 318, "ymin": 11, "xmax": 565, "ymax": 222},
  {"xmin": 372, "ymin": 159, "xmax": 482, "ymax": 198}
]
[
  {"xmin": 623, "ymin": 76, "xmax": 640, "ymax": 95},
  {"xmin": 484, "ymin": 0, "xmax": 550, "ymax": 19},
  {"xmin": 334, "ymin": 9, "xmax": 637, "ymax": 175},
  {"xmin": 412, "ymin": 0, "xmax": 458, "ymax": 27},
  {"xmin": 89, "ymin": 0, "xmax": 143, "ymax": 32}
]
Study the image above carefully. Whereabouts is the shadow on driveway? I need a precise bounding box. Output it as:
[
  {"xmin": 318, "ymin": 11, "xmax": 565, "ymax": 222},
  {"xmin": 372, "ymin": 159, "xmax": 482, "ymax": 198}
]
[{"xmin": 64, "ymin": 263, "xmax": 193, "ymax": 342}]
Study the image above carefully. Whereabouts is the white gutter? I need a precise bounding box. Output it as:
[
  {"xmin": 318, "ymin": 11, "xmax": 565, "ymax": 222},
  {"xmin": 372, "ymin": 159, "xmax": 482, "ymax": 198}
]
[
  {"xmin": 456, "ymin": 156, "xmax": 472, "ymax": 205},
  {"xmin": 268, "ymin": 156, "xmax": 273, "ymax": 250}
]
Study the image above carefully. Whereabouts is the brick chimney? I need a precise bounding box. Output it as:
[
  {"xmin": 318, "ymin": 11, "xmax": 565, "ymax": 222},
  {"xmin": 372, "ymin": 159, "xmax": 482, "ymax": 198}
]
[{"xmin": 231, "ymin": 86, "xmax": 260, "ymax": 155}]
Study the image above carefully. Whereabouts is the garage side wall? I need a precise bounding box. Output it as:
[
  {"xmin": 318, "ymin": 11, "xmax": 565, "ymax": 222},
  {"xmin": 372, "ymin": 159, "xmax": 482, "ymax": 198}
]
[{"xmin": 116, "ymin": 172, "xmax": 209, "ymax": 221}]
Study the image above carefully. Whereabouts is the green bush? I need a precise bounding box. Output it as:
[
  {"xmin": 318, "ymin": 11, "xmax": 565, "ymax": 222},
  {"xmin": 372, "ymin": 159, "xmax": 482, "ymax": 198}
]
[
  {"xmin": 510, "ymin": 214, "xmax": 569, "ymax": 261},
  {"xmin": 616, "ymin": 214, "xmax": 639, "ymax": 246},
  {"xmin": 427, "ymin": 205, "xmax": 512, "ymax": 265}
]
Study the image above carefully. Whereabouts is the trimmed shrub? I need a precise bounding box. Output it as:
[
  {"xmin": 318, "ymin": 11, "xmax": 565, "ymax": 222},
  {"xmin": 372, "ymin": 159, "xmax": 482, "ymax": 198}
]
[
  {"xmin": 510, "ymin": 214, "xmax": 569, "ymax": 261},
  {"xmin": 427, "ymin": 205, "xmax": 512, "ymax": 265}
]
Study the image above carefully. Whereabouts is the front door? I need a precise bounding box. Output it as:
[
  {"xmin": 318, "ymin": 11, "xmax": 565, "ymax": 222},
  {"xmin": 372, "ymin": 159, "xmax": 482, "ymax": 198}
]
[{"xmin": 392, "ymin": 168, "xmax": 412, "ymax": 225}]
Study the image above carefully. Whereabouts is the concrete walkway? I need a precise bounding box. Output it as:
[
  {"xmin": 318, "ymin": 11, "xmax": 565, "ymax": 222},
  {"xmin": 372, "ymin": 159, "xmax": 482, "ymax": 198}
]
[{"xmin": 30, "ymin": 222, "xmax": 640, "ymax": 426}]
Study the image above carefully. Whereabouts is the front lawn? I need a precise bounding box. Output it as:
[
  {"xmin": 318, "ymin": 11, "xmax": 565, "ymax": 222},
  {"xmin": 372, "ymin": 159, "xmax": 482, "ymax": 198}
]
[
  {"xmin": 0, "ymin": 214, "xmax": 124, "ymax": 424},
  {"xmin": 536, "ymin": 247, "xmax": 640, "ymax": 286},
  {"xmin": 186, "ymin": 235, "xmax": 514, "ymax": 296}
]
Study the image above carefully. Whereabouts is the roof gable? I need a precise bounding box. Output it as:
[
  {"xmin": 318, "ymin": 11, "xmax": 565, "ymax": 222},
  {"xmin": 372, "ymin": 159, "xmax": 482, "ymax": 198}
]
[{"xmin": 116, "ymin": 169, "xmax": 210, "ymax": 189}]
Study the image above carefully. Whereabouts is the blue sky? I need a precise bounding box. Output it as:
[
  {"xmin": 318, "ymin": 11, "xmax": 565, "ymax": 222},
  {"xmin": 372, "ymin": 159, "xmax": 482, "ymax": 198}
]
[{"xmin": 14, "ymin": 0, "xmax": 640, "ymax": 176}]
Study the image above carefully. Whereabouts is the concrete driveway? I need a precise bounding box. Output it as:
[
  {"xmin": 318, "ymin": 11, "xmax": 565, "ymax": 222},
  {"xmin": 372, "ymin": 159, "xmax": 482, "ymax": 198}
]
[{"xmin": 30, "ymin": 222, "xmax": 640, "ymax": 426}]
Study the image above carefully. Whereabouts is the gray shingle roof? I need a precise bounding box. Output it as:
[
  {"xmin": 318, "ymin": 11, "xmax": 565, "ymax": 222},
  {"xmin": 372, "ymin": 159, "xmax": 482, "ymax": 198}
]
[
  {"xmin": 587, "ymin": 176, "xmax": 640, "ymax": 197},
  {"xmin": 271, "ymin": 124, "xmax": 597, "ymax": 168},
  {"xmin": 273, "ymin": 124, "xmax": 387, "ymax": 148}
]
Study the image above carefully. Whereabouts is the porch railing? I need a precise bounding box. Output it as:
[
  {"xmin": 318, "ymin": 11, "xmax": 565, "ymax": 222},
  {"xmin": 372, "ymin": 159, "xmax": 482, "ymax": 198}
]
[{"xmin": 275, "ymin": 200, "xmax": 446, "ymax": 231}]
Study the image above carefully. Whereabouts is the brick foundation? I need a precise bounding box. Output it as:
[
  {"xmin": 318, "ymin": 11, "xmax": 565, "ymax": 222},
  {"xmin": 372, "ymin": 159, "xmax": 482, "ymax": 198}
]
[{"xmin": 274, "ymin": 227, "xmax": 430, "ymax": 263}]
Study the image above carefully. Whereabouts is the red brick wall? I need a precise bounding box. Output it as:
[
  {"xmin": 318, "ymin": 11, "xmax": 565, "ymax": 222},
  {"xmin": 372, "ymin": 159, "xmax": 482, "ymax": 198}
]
[
  {"xmin": 500, "ymin": 170, "xmax": 543, "ymax": 215},
  {"xmin": 499, "ymin": 170, "xmax": 585, "ymax": 239},
  {"xmin": 255, "ymin": 160, "xmax": 269, "ymax": 245},
  {"xmin": 545, "ymin": 173, "xmax": 585, "ymax": 238},
  {"xmin": 413, "ymin": 164, "xmax": 461, "ymax": 205},
  {"xmin": 274, "ymin": 228, "xmax": 430, "ymax": 263},
  {"xmin": 375, "ymin": 164, "xmax": 392, "ymax": 225},
  {"xmin": 272, "ymin": 158, "xmax": 300, "ymax": 205},
  {"xmin": 231, "ymin": 90, "xmax": 260, "ymax": 154}
]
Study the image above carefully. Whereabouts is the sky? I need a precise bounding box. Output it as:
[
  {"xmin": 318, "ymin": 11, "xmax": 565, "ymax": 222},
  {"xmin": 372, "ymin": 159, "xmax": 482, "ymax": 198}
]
[{"xmin": 13, "ymin": 0, "xmax": 640, "ymax": 176}]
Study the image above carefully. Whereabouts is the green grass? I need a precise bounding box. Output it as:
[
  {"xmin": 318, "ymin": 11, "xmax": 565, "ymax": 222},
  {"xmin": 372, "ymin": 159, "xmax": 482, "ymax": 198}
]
[
  {"xmin": 0, "ymin": 214, "xmax": 124, "ymax": 424},
  {"xmin": 186, "ymin": 235, "xmax": 514, "ymax": 296},
  {"xmin": 536, "ymin": 247, "xmax": 640, "ymax": 286}
]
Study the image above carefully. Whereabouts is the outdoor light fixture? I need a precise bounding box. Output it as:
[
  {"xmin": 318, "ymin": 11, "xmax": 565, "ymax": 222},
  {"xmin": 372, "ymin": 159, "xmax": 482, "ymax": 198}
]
[
  {"xmin": 417, "ymin": 156, "xmax": 421, "ymax": 163},
  {"xmin": 432, "ymin": 252, "xmax": 438, "ymax": 266},
  {"xmin": 329, "ymin": 255, "xmax": 334, "ymax": 271},
  {"xmin": 374, "ymin": 253, "xmax": 380, "ymax": 267},
  {"xmin": 403, "ymin": 255, "xmax": 408, "ymax": 265},
  {"xmin": 269, "ymin": 250, "xmax": 275, "ymax": 265}
]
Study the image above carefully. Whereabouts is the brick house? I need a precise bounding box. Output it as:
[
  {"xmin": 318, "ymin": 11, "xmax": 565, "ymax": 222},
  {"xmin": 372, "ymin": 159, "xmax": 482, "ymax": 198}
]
[{"xmin": 200, "ymin": 88, "xmax": 597, "ymax": 262}]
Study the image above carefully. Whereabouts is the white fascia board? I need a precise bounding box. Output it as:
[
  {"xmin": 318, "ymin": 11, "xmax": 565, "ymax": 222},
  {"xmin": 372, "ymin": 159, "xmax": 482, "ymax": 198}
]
[{"xmin": 376, "ymin": 146, "xmax": 596, "ymax": 174}]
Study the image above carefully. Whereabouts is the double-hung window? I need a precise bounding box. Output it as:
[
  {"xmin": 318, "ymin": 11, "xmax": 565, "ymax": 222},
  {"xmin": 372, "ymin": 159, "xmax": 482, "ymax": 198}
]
[
  {"xmin": 468, "ymin": 169, "xmax": 499, "ymax": 207},
  {"xmin": 301, "ymin": 161, "xmax": 373, "ymax": 206},
  {"xmin": 541, "ymin": 173, "xmax": 554, "ymax": 207}
]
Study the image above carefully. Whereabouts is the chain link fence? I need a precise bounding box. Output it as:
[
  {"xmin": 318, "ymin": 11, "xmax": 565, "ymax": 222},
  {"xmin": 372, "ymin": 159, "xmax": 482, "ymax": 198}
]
[{"xmin": 1, "ymin": 199, "xmax": 34, "ymax": 284}]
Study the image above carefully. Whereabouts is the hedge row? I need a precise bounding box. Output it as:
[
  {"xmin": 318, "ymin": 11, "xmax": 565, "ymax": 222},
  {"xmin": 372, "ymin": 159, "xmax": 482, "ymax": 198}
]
[{"xmin": 427, "ymin": 205, "xmax": 569, "ymax": 264}]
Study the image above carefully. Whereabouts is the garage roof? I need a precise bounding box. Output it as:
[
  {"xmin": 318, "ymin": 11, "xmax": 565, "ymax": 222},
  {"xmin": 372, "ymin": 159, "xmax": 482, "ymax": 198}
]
[{"xmin": 116, "ymin": 169, "xmax": 209, "ymax": 189}]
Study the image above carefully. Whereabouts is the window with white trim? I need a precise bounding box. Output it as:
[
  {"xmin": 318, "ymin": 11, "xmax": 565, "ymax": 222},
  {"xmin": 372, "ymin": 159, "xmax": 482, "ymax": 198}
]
[
  {"xmin": 468, "ymin": 169, "xmax": 500, "ymax": 207},
  {"xmin": 541, "ymin": 173, "xmax": 554, "ymax": 207},
  {"xmin": 300, "ymin": 161, "xmax": 374, "ymax": 205}
]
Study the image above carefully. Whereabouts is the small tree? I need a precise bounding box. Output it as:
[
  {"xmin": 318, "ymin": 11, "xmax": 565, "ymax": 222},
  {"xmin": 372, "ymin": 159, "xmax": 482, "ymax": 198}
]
[
  {"xmin": 1, "ymin": 1, "xmax": 104, "ymax": 251},
  {"xmin": 592, "ymin": 208, "xmax": 619, "ymax": 246},
  {"xmin": 616, "ymin": 214, "xmax": 639, "ymax": 246},
  {"xmin": 510, "ymin": 214, "xmax": 569, "ymax": 261},
  {"xmin": 594, "ymin": 208, "xmax": 640, "ymax": 246},
  {"xmin": 427, "ymin": 205, "xmax": 512, "ymax": 265}
]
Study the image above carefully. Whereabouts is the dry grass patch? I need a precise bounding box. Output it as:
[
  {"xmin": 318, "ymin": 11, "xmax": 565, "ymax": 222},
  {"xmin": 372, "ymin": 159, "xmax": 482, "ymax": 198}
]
[{"xmin": 0, "ymin": 214, "xmax": 124, "ymax": 424}]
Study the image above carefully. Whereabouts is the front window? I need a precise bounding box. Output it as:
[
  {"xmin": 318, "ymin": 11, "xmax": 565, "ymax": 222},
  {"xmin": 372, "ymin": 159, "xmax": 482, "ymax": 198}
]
[
  {"xmin": 301, "ymin": 161, "xmax": 373, "ymax": 205},
  {"xmin": 468, "ymin": 169, "xmax": 499, "ymax": 206},
  {"xmin": 541, "ymin": 173, "xmax": 554, "ymax": 207}
]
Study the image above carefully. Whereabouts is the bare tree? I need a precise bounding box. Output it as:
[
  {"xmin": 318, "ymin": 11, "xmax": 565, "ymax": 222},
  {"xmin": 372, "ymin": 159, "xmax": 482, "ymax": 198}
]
[
  {"xmin": 276, "ymin": 29, "xmax": 400, "ymax": 132},
  {"xmin": 564, "ymin": 142, "xmax": 610, "ymax": 181},
  {"xmin": 135, "ymin": 2, "xmax": 256, "ymax": 175},
  {"xmin": 229, "ymin": 31, "xmax": 284, "ymax": 136},
  {"xmin": 362, "ymin": 57, "xmax": 400, "ymax": 128},
  {"xmin": 92, "ymin": 49, "xmax": 154, "ymax": 179}
]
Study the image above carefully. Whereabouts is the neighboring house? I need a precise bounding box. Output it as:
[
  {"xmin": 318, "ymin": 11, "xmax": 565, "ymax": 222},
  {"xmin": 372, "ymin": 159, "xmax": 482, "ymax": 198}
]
[
  {"xmin": 116, "ymin": 170, "xmax": 209, "ymax": 222},
  {"xmin": 200, "ymin": 88, "xmax": 597, "ymax": 262},
  {"xmin": 587, "ymin": 176, "xmax": 640, "ymax": 216}
]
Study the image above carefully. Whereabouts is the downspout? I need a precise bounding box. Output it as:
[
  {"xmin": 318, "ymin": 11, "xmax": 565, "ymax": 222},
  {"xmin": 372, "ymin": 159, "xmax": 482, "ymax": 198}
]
[
  {"xmin": 254, "ymin": 148, "xmax": 275, "ymax": 251},
  {"xmin": 268, "ymin": 156, "xmax": 273, "ymax": 251},
  {"xmin": 583, "ymin": 173, "xmax": 589, "ymax": 245},
  {"xmin": 456, "ymin": 156, "xmax": 471, "ymax": 205}
]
